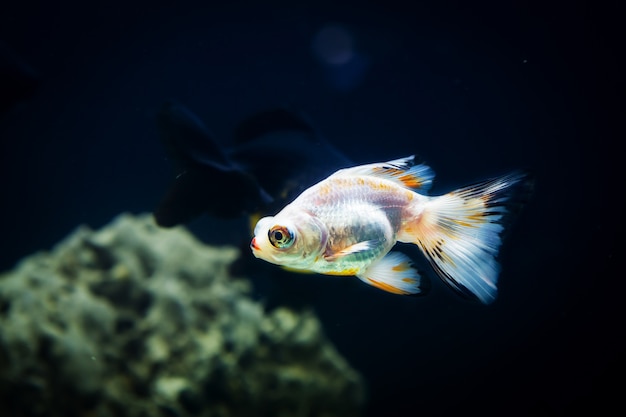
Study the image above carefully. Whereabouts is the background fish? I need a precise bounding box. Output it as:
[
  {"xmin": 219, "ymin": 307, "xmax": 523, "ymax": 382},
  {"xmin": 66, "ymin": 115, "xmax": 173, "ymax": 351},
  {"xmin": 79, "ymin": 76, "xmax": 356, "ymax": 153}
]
[
  {"xmin": 0, "ymin": 42, "xmax": 40, "ymax": 117},
  {"xmin": 252, "ymin": 156, "xmax": 533, "ymax": 304},
  {"xmin": 154, "ymin": 102, "xmax": 352, "ymax": 227}
]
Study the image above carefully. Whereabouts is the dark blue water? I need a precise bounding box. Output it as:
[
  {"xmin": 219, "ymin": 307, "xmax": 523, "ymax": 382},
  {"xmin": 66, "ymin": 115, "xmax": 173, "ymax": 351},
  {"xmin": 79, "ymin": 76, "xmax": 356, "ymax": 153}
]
[{"xmin": 1, "ymin": 1, "xmax": 621, "ymax": 416}]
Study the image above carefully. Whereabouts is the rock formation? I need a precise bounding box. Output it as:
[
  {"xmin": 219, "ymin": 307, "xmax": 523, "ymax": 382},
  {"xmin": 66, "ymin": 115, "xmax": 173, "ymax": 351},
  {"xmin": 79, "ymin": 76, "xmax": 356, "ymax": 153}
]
[{"xmin": 0, "ymin": 213, "xmax": 365, "ymax": 417}]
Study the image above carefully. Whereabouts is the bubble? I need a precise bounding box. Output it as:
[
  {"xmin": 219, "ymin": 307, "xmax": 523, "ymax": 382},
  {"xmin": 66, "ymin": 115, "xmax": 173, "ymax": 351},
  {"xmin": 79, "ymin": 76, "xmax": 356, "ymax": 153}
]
[
  {"xmin": 311, "ymin": 24, "xmax": 369, "ymax": 92},
  {"xmin": 312, "ymin": 25, "xmax": 355, "ymax": 66}
]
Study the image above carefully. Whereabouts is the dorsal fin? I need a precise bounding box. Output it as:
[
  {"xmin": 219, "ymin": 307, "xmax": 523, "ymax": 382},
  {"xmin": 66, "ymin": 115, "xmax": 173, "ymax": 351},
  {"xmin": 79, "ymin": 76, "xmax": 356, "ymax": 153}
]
[
  {"xmin": 233, "ymin": 108, "xmax": 315, "ymax": 145},
  {"xmin": 157, "ymin": 101, "xmax": 232, "ymax": 171},
  {"xmin": 330, "ymin": 155, "xmax": 435, "ymax": 192}
]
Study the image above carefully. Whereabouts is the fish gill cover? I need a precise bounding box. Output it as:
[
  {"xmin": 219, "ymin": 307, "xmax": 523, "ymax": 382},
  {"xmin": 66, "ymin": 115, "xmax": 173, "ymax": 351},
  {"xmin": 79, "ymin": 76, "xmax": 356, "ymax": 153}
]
[{"xmin": 0, "ymin": 213, "xmax": 365, "ymax": 417}]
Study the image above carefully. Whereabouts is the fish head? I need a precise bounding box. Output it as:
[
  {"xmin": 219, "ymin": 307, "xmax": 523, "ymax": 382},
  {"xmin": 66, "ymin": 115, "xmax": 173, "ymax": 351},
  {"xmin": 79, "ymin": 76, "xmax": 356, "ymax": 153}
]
[{"xmin": 250, "ymin": 209, "xmax": 327, "ymax": 271}]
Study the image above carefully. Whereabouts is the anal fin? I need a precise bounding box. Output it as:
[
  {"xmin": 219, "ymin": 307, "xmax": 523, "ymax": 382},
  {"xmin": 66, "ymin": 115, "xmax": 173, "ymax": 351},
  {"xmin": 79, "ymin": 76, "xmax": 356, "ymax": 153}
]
[{"xmin": 356, "ymin": 252, "xmax": 424, "ymax": 295}]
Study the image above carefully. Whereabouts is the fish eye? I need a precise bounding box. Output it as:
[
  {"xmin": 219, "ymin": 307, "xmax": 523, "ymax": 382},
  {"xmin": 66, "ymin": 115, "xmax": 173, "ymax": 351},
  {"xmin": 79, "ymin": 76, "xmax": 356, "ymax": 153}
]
[{"xmin": 268, "ymin": 225, "xmax": 294, "ymax": 249}]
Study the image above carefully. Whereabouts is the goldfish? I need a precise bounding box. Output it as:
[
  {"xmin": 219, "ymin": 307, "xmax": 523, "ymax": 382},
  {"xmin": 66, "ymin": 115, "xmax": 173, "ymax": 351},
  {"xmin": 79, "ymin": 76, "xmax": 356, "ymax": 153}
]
[{"xmin": 250, "ymin": 155, "xmax": 531, "ymax": 304}]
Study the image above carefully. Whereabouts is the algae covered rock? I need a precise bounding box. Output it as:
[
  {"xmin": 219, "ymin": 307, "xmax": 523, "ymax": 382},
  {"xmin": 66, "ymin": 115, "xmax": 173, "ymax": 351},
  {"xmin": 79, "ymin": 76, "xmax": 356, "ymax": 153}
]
[{"xmin": 0, "ymin": 213, "xmax": 365, "ymax": 417}]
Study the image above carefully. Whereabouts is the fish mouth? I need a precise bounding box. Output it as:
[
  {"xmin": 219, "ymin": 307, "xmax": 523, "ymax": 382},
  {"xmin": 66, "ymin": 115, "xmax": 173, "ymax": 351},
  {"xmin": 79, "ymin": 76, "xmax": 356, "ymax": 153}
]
[{"xmin": 250, "ymin": 237, "xmax": 261, "ymax": 252}]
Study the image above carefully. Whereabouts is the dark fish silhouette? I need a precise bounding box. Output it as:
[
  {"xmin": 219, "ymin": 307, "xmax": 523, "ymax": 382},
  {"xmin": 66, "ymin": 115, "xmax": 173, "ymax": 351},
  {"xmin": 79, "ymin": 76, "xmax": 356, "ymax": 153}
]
[
  {"xmin": 154, "ymin": 102, "xmax": 352, "ymax": 228},
  {"xmin": 0, "ymin": 42, "xmax": 40, "ymax": 116}
]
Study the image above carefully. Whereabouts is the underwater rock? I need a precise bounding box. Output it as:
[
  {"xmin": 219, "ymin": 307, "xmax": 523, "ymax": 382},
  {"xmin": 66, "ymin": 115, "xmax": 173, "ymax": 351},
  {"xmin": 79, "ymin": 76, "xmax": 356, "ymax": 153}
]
[{"xmin": 0, "ymin": 213, "xmax": 365, "ymax": 417}]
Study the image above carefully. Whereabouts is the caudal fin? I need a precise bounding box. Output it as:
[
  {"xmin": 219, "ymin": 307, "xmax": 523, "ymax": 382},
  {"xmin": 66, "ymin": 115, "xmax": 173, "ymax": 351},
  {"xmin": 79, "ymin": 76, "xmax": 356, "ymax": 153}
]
[{"xmin": 400, "ymin": 171, "xmax": 533, "ymax": 304}]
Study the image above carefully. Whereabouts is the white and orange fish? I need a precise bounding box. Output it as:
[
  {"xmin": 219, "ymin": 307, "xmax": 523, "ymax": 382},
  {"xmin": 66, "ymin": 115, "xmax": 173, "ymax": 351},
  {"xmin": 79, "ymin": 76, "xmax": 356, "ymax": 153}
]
[{"xmin": 250, "ymin": 156, "xmax": 530, "ymax": 304}]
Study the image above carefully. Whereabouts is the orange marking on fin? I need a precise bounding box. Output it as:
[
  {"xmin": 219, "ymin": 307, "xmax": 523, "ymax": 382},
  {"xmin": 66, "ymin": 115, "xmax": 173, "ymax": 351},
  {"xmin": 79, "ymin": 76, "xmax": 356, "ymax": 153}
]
[
  {"xmin": 452, "ymin": 219, "xmax": 474, "ymax": 228},
  {"xmin": 402, "ymin": 277, "xmax": 417, "ymax": 284},
  {"xmin": 367, "ymin": 278, "xmax": 410, "ymax": 295},
  {"xmin": 466, "ymin": 213, "xmax": 487, "ymax": 223},
  {"xmin": 392, "ymin": 262, "xmax": 411, "ymax": 272},
  {"xmin": 399, "ymin": 174, "xmax": 422, "ymax": 188}
]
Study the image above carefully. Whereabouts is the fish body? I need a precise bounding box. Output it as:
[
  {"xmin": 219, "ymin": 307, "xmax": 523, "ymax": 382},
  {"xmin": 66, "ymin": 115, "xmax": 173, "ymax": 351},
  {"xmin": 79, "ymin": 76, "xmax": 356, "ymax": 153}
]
[{"xmin": 251, "ymin": 156, "xmax": 531, "ymax": 304}]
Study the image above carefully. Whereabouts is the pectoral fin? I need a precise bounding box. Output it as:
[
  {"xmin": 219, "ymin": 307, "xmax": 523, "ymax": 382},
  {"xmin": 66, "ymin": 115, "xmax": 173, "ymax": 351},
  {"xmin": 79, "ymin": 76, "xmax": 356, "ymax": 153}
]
[
  {"xmin": 323, "ymin": 240, "xmax": 377, "ymax": 262},
  {"xmin": 356, "ymin": 252, "xmax": 425, "ymax": 295}
]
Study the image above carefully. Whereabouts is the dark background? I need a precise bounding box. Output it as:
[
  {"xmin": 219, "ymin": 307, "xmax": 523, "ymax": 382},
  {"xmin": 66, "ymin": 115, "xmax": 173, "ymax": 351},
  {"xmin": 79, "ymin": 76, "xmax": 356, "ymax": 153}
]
[{"xmin": 1, "ymin": 1, "xmax": 622, "ymax": 416}]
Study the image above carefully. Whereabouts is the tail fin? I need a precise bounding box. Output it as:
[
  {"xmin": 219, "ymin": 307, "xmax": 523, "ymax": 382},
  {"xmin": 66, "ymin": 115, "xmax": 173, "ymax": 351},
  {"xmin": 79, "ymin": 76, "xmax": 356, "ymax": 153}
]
[{"xmin": 400, "ymin": 171, "xmax": 533, "ymax": 304}]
